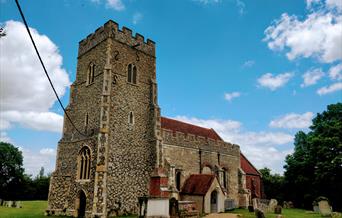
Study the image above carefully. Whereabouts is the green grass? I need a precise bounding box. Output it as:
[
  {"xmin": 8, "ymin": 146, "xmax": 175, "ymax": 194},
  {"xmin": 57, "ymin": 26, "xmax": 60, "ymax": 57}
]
[
  {"xmin": 230, "ymin": 208, "xmax": 322, "ymax": 218},
  {"xmin": 0, "ymin": 201, "xmax": 70, "ymax": 218},
  {"xmin": 0, "ymin": 201, "xmax": 323, "ymax": 218}
]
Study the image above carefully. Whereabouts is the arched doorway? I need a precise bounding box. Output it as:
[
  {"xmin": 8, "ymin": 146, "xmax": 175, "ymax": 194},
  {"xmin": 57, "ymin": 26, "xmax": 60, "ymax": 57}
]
[
  {"xmin": 77, "ymin": 190, "xmax": 86, "ymax": 218},
  {"xmin": 210, "ymin": 190, "xmax": 218, "ymax": 213}
]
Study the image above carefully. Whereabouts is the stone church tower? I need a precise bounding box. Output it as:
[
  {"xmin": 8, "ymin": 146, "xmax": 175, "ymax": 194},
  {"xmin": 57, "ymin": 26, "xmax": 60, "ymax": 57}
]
[
  {"xmin": 47, "ymin": 20, "xmax": 161, "ymax": 217},
  {"xmin": 48, "ymin": 20, "xmax": 260, "ymax": 218}
]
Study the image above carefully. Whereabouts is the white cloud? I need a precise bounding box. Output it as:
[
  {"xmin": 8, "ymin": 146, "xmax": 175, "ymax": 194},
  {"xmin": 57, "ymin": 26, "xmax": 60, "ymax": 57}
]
[
  {"xmin": 20, "ymin": 147, "xmax": 56, "ymax": 176},
  {"xmin": 317, "ymin": 82, "xmax": 342, "ymax": 95},
  {"xmin": 173, "ymin": 116, "xmax": 294, "ymax": 173},
  {"xmin": 328, "ymin": 63, "xmax": 342, "ymax": 80},
  {"xmin": 264, "ymin": 1, "xmax": 342, "ymax": 63},
  {"xmin": 106, "ymin": 0, "xmax": 125, "ymax": 10},
  {"xmin": 0, "ymin": 20, "xmax": 69, "ymax": 133},
  {"xmin": 257, "ymin": 72, "xmax": 293, "ymax": 91},
  {"xmin": 301, "ymin": 68, "xmax": 325, "ymax": 87},
  {"xmin": 132, "ymin": 12, "xmax": 143, "ymax": 25},
  {"xmin": 269, "ymin": 112, "xmax": 313, "ymax": 129},
  {"xmin": 39, "ymin": 148, "xmax": 56, "ymax": 156},
  {"xmin": 0, "ymin": 111, "xmax": 63, "ymax": 133},
  {"xmin": 224, "ymin": 92, "xmax": 241, "ymax": 102},
  {"xmin": 242, "ymin": 60, "xmax": 255, "ymax": 68}
]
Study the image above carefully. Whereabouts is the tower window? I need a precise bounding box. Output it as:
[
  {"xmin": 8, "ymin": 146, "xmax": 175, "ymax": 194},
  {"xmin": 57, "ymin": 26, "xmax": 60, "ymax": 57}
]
[
  {"xmin": 85, "ymin": 113, "xmax": 89, "ymax": 132},
  {"xmin": 127, "ymin": 63, "xmax": 137, "ymax": 84},
  {"xmin": 176, "ymin": 170, "xmax": 181, "ymax": 191},
  {"xmin": 78, "ymin": 146, "xmax": 91, "ymax": 180},
  {"xmin": 87, "ymin": 63, "xmax": 95, "ymax": 85},
  {"xmin": 128, "ymin": 111, "xmax": 134, "ymax": 125},
  {"xmin": 223, "ymin": 170, "xmax": 228, "ymax": 189}
]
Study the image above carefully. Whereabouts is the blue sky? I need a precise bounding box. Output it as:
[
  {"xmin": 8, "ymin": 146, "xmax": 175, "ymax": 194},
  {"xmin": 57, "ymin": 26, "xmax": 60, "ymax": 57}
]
[{"xmin": 1, "ymin": 0, "xmax": 341, "ymax": 176}]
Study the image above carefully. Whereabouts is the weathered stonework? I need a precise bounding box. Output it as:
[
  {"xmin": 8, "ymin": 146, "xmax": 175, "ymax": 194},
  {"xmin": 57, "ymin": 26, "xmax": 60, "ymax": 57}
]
[{"xmin": 47, "ymin": 20, "xmax": 243, "ymax": 218}]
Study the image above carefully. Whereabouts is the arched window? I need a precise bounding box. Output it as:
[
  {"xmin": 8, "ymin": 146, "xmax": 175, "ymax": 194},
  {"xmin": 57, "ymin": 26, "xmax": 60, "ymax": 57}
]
[
  {"xmin": 176, "ymin": 170, "xmax": 181, "ymax": 191},
  {"xmin": 127, "ymin": 63, "xmax": 137, "ymax": 84},
  {"xmin": 87, "ymin": 63, "xmax": 95, "ymax": 85},
  {"xmin": 78, "ymin": 147, "xmax": 91, "ymax": 180}
]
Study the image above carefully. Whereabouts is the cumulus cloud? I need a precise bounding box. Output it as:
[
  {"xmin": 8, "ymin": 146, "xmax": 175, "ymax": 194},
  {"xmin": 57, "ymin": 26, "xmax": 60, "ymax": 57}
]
[
  {"xmin": 317, "ymin": 82, "xmax": 342, "ymax": 95},
  {"xmin": 132, "ymin": 12, "xmax": 143, "ymax": 25},
  {"xmin": 269, "ymin": 112, "xmax": 314, "ymax": 129},
  {"xmin": 257, "ymin": 72, "xmax": 293, "ymax": 91},
  {"xmin": 19, "ymin": 147, "xmax": 56, "ymax": 176},
  {"xmin": 173, "ymin": 116, "xmax": 294, "ymax": 173},
  {"xmin": 0, "ymin": 20, "xmax": 69, "ymax": 133},
  {"xmin": 0, "ymin": 111, "xmax": 63, "ymax": 132},
  {"xmin": 301, "ymin": 68, "xmax": 325, "ymax": 87},
  {"xmin": 328, "ymin": 63, "xmax": 342, "ymax": 80},
  {"xmin": 264, "ymin": 0, "xmax": 342, "ymax": 63},
  {"xmin": 224, "ymin": 92, "xmax": 241, "ymax": 102},
  {"xmin": 39, "ymin": 148, "xmax": 56, "ymax": 156}
]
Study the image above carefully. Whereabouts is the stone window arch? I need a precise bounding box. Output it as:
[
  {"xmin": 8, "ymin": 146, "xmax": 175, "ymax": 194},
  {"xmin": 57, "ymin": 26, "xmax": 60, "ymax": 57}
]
[
  {"xmin": 127, "ymin": 63, "xmax": 137, "ymax": 84},
  {"xmin": 86, "ymin": 62, "xmax": 95, "ymax": 85},
  {"xmin": 78, "ymin": 146, "xmax": 91, "ymax": 180}
]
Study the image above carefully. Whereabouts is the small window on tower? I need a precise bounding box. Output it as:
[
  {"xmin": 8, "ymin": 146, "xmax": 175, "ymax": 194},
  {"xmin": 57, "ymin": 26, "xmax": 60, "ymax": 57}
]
[
  {"xmin": 127, "ymin": 63, "xmax": 137, "ymax": 84},
  {"xmin": 128, "ymin": 111, "xmax": 134, "ymax": 125},
  {"xmin": 87, "ymin": 63, "xmax": 95, "ymax": 85},
  {"xmin": 85, "ymin": 113, "xmax": 89, "ymax": 132}
]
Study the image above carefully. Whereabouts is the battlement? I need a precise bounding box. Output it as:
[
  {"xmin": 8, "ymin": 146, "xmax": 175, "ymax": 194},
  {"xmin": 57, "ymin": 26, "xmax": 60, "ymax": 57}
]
[
  {"xmin": 78, "ymin": 20, "xmax": 155, "ymax": 57},
  {"xmin": 161, "ymin": 128, "xmax": 240, "ymax": 156}
]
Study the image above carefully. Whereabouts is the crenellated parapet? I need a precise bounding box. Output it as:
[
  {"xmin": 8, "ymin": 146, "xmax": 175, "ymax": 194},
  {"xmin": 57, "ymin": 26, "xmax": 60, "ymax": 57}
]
[
  {"xmin": 161, "ymin": 128, "xmax": 240, "ymax": 156},
  {"xmin": 78, "ymin": 20, "xmax": 155, "ymax": 58}
]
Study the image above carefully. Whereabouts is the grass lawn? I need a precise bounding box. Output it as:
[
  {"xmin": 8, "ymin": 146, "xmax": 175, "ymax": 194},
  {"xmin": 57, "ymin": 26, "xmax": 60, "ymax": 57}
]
[
  {"xmin": 230, "ymin": 208, "xmax": 322, "ymax": 218},
  {"xmin": 0, "ymin": 201, "xmax": 70, "ymax": 218},
  {"xmin": 0, "ymin": 201, "xmax": 323, "ymax": 218}
]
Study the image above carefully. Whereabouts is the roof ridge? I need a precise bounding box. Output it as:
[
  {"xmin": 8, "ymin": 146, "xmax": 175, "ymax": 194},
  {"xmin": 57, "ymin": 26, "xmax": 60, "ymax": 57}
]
[{"xmin": 161, "ymin": 116, "xmax": 212, "ymax": 131}]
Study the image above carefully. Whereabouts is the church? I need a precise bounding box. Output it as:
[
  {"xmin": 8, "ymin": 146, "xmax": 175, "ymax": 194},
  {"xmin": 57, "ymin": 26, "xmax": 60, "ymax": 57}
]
[{"xmin": 47, "ymin": 20, "xmax": 262, "ymax": 217}]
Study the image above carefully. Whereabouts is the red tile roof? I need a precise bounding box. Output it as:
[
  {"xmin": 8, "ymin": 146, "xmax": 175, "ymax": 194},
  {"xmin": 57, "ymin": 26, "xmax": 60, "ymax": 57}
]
[
  {"xmin": 161, "ymin": 117, "xmax": 223, "ymax": 141},
  {"xmin": 181, "ymin": 174, "xmax": 216, "ymax": 195},
  {"xmin": 240, "ymin": 153, "xmax": 261, "ymax": 176}
]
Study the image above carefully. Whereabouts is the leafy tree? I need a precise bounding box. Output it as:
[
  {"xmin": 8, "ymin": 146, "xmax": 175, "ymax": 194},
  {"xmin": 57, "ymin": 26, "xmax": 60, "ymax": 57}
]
[
  {"xmin": 0, "ymin": 141, "xmax": 25, "ymax": 200},
  {"xmin": 259, "ymin": 167, "xmax": 284, "ymax": 203},
  {"xmin": 284, "ymin": 103, "xmax": 342, "ymax": 211}
]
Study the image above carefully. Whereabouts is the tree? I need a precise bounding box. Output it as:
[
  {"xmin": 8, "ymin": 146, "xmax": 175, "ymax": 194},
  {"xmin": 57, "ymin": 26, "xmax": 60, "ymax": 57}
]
[
  {"xmin": 259, "ymin": 167, "xmax": 284, "ymax": 203},
  {"xmin": 284, "ymin": 103, "xmax": 342, "ymax": 211},
  {"xmin": 0, "ymin": 141, "xmax": 25, "ymax": 200}
]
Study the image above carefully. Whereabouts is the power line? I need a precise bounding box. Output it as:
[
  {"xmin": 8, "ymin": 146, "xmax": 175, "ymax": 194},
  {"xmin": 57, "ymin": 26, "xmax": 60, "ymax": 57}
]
[{"xmin": 15, "ymin": 0, "xmax": 86, "ymax": 137}]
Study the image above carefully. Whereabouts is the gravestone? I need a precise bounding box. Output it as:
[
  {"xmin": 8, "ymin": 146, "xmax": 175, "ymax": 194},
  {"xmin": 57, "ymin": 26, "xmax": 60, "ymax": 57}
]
[
  {"xmin": 269, "ymin": 199, "xmax": 278, "ymax": 212},
  {"xmin": 318, "ymin": 200, "xmax": 332, "ymax": 217},
  {"xmin": 274, "ymin": 205, "xmax": 282, "ymax": 214},
  {"xmin": 16, "ymin": 201, "xmax": 21, "ymax": 208},
  {"xmin": 254, "ymin": 208, "xmax": 265, "ymax": 218},
  {"xmin": 7, "ymin": 201, "xmax": 13, "ymax": 207}
]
